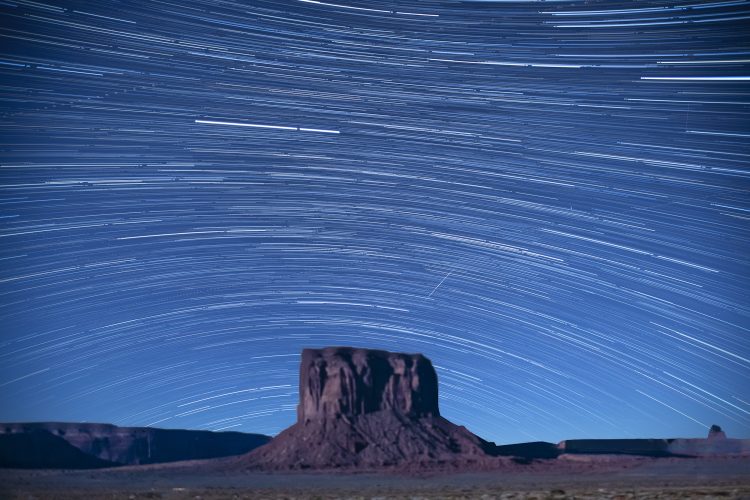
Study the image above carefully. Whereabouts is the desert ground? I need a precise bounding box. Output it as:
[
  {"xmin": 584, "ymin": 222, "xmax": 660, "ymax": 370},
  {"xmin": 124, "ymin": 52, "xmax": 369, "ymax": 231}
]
[{"xmin": 2, "ymin": 455, "xmax": 749, "ymax": 499}]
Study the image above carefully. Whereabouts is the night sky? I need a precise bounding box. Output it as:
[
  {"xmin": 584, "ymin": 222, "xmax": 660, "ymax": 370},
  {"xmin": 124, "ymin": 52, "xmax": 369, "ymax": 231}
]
[{"xmin": 1, "ymin": 0, "xmax": 748, "ymax": 445}]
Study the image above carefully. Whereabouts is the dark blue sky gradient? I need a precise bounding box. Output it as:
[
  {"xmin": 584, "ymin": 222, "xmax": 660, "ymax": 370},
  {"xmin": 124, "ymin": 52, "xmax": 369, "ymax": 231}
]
[{"xmin": 0, "ymin": 0, "xmax": 748, "ymax": 444}]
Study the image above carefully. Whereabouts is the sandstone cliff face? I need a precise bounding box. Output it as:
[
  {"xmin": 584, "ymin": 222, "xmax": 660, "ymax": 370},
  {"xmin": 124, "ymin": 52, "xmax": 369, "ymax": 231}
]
[
  {"xmin": 298, "ymin": 347, "xmax": 439, "ymax": 421},
  {"xmin": 241, "ymin": 347, "xmax": 495, "ymax": 470}
]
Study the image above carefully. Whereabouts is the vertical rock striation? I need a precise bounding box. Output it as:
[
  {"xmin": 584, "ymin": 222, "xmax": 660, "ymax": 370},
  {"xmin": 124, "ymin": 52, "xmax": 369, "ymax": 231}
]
[
  {"xmin": 240, "ymin": 347, "xmax": 496, "ymax": 469},
  {"xmin": 298, "ymin": 347, "xmax": 439, "ymax": 421}
]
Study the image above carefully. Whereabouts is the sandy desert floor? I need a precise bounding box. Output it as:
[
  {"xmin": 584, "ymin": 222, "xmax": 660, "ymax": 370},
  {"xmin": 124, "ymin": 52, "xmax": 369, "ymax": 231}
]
[{"xmin": 1, "ymin": 456, "xmax": 749, "ymax": 499}]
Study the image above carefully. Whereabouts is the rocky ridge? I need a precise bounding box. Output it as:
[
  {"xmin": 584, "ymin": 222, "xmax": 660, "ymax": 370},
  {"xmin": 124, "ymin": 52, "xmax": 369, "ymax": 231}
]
[{"xmin": 0, "ymin": 422, "xmax": 270, "ymax": 468}]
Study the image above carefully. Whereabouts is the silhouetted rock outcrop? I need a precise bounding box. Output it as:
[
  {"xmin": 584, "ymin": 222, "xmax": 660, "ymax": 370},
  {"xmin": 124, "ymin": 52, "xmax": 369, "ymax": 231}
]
[
  {"xmin": 708, "ymin": 424, "xmax": 727, "ymax": 440},
  {"xmin": 241, "ymin": 347, "xmax": 496, "ymax": 469},
  {"xmin": 0, "ymin": 422, "xmax": 271, "ymax": 468},
  {"xmin": 558, "ymin": 438, "xmax": 673, "ymax": 457},
  {"xmin": 493, "ymin": 441, "xmax": 560, "ymax": 460}
]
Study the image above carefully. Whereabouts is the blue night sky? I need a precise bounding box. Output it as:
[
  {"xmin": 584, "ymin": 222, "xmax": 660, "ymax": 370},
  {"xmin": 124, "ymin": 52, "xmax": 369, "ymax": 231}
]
[{"xmin": 0, "ymin": 0, "xmax": 748, "ymax": 445}]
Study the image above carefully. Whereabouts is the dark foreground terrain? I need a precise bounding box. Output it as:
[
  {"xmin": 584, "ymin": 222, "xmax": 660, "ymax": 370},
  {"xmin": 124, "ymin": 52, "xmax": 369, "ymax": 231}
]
[{"xmin": 2, "ymin": 455, "xmax": 749, "ymax": 499}]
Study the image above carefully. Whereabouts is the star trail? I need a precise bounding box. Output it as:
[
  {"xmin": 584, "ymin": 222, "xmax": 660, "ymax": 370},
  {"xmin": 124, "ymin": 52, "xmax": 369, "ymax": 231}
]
[{"xmin": 0, "ymin": 0, "xmax": 748, "ymax": 444}]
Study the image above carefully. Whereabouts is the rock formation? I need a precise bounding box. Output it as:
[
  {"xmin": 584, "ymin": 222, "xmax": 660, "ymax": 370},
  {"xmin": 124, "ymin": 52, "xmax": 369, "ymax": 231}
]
[
  {"xmin": 0, "ymin": 422, "xmax": 270, "ymax": 468},
  {"xmin": 0, "ymin": 429, "xmax": 118, "ymax": 469},
  {"xmin": 240, "ymin": 347, "xmax": 496, "ymax": 469},
  {"xmin": 5, "ymin": 348, "xmax": 747, "ymax": 472},
  {"xmin": 297, "ymin": 347, "xmax": 439, "ymax": 420},
  {"xmin": 668, "ymin": 424, "xmax": 750, "ymax": 456},
  {"xmin": 557, "ymin": 425, "xmax": 750, "ymax": 458},
  {"xmin": 708, "ymin": 424, "xmax": 727, "ymax": 440},
  {"xmin": 557, "ymin": 438, "xmax": 673, "ymax": 457}
]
